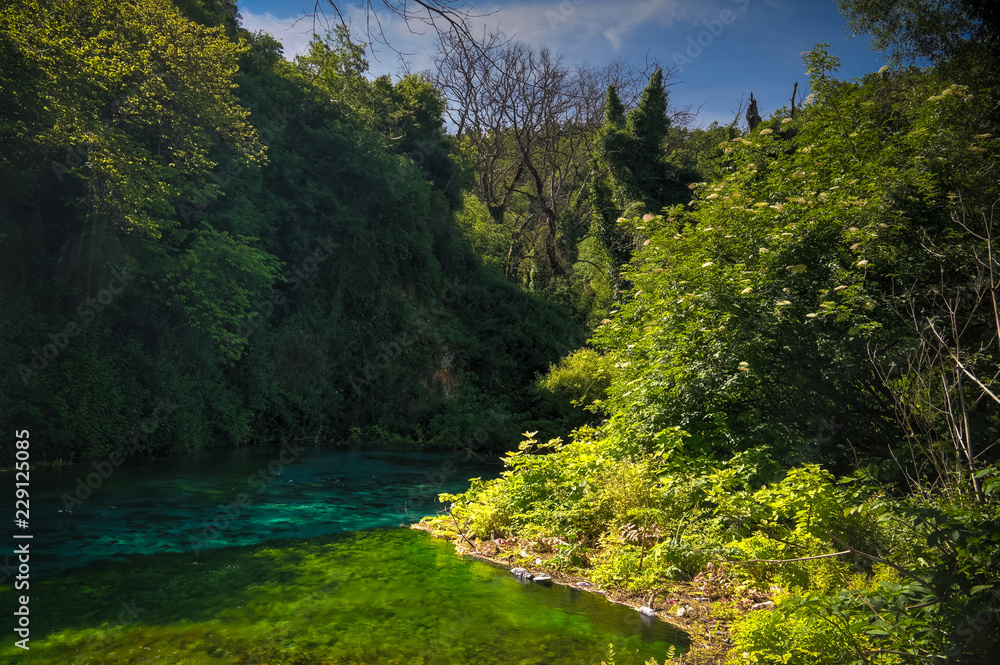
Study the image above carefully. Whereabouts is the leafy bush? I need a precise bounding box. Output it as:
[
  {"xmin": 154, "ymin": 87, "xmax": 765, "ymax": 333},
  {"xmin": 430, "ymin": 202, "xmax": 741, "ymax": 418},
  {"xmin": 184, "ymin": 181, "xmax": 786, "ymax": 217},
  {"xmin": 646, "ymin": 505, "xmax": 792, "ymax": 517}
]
[
  {"xmin": 535, "ymin": 348, "xmax": 610, "ymax": 428},
  {"xmin": 727, "ymin": 604, "xmax": 846, "ymax": 665}
]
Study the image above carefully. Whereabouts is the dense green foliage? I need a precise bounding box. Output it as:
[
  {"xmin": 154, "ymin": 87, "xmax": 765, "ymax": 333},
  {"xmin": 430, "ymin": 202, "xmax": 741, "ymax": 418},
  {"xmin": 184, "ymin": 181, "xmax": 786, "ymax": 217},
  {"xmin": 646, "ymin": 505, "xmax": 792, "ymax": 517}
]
[
  {"xmin": 431, "ymin": 35, "xmax": 1000, "ymax": 665},
  {"xmin": 0, "ymin": 0, "xmax": 582, "ymax": 462},
  {"xmin": 590, "ymin": 74, "xmax": 696, "ymax": 295},
  {"xmin": 3, "ymin": 0, "xmax": 999, "ymax": 660},
  {"xmin": 837, "ymin": 0, "xmax": 1000, "ymax": 64}
]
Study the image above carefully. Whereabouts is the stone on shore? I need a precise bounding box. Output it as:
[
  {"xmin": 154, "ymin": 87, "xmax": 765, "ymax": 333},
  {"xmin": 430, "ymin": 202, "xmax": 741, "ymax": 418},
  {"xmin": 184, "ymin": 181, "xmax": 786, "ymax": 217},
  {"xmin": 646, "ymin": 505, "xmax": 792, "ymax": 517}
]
[{"xmin": 510, "ymin": 567, "xmax": 533, "ymax": 581}]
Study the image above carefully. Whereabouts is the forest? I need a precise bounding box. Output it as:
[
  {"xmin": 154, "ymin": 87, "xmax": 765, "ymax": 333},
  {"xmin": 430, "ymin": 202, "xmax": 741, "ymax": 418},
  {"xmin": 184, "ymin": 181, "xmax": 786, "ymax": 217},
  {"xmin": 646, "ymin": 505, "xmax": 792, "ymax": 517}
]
[{"xmin": 1, "ymin": 0, "xmax": 999, "ymax": 662}]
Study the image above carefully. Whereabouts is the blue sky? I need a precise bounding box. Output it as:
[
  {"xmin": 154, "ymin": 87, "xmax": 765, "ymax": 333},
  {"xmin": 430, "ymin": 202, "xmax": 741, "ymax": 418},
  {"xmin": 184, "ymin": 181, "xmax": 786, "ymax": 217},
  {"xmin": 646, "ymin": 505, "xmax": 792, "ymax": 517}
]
[{"xmin": 237, "ymin": 0, "xmax": 887, "ymax": 127}]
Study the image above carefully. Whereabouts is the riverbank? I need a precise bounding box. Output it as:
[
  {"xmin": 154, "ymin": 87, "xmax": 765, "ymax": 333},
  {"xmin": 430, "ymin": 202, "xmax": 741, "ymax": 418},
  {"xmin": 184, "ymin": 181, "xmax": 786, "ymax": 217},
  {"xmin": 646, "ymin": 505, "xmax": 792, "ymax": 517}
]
[{"xmin": 411, "ymin": 520, "xmax": 767, "ymax": 664}]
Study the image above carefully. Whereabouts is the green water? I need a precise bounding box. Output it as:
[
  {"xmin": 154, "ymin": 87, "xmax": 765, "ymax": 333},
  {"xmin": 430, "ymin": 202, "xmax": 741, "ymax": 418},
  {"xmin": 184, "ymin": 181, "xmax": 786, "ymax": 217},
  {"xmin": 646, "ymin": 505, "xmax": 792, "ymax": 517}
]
[{"xmin": 1, "ymin": 448, "xmax": 685, "ymax": 664}]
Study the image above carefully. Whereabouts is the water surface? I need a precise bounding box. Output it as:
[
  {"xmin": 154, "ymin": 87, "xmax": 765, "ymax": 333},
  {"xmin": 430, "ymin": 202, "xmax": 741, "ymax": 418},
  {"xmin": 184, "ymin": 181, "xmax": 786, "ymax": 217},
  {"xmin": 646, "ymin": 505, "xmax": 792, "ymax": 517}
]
[
  {"xmin": 1, "ymin": 447, "xmax": 686, "ymax": 664},
  {"xmin": 10, "ymin": 447, "xmax": 492, "ymax": 576}
]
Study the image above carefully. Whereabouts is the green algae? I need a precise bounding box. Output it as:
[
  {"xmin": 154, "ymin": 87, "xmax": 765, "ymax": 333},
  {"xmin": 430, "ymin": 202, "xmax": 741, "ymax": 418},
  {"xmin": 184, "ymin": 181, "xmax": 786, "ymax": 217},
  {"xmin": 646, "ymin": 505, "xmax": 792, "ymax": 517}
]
[{"xmin": 2, "ymin": 528, "xmax": 686, "ymax": 664}]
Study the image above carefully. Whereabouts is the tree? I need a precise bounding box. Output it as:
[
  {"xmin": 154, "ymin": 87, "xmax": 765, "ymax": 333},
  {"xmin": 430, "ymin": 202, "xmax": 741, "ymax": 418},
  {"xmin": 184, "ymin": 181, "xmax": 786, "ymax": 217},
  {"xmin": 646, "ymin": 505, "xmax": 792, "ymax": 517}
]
[
  {"xmin": 0, "ymin": 0, "xmax": 583, "ymax": 460},
  {"xmin": 0, "ymin": 0, "xmax": 265, "ymax": 237},
  {"xmin": 589, "ymin": 70, "xmax": 694, "ymax": 295},
  {"xmin": 588, "ymin": 88, "xmax": 631, "ymax": 291},
  {"xmin": 592, "ymin": 44, "xmax": 1000, "ymax": 471},
  {"xmin": 837, "ymin": 0, "xmax": 1000, "ymax": 63},
  {"xmin": 294, "ymin": 25, "xmax": 372, "ymax": 120},
  {"xmin": 593, "ymin": 70, "xmax": 693, "ymax": 218},
  {"xmin": 0, "ymin": 0, "xmax": 271, "ymax": 458},
  {"xmin": 370, "ymin": 73, "xmax": 463, "ymax": 202},
  {"xmin": 432, "ymin": 30, "xmax": 648, "ymax": 293}
]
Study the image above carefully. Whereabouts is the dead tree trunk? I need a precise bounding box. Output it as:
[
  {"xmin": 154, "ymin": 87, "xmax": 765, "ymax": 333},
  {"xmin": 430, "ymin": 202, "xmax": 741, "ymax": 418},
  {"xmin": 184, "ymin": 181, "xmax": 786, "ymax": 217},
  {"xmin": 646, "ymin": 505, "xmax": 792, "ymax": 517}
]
[{"xmin": 746, "ymin": 92, "xmax": 762, "ymax": 131}]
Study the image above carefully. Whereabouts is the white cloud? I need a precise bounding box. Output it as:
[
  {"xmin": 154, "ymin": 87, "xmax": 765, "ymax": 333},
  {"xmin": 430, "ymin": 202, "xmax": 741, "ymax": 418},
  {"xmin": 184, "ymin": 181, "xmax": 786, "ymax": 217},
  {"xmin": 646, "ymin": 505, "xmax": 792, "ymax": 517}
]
[
  {"xmin": 357, "ymin": 14, "xmax": 440, "ymax": 76},
  {"xmin": 476, "ymin": 0, "xmax": 683, "ymax": 54},
  {"xmin": 238, "ymin": 1, "xmax": 686, "ymax": 76},
  {"xmin": 602, "ymin": 0, "xmax": 679, "ymax": 50},
  {"xmin": 240, "ymin": 9, "xmax": 316, "ymax": 58},
  {"xmin": 238, "ymin": 6, "xmax": 437, "ymax": 76}
]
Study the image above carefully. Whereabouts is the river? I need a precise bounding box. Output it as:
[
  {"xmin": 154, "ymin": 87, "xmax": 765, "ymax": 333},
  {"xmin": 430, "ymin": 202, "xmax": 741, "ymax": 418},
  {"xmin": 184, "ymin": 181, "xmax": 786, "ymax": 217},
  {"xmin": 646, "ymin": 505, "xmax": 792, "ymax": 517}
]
[{"xmin": 0, "ymin": 446, "xmax": 684, "ymax": 664}]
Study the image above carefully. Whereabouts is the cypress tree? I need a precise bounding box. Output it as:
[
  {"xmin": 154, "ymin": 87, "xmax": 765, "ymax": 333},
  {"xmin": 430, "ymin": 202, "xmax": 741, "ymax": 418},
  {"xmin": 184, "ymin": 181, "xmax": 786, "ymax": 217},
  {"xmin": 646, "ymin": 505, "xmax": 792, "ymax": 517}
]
[
  {"xmin": 626, "ymin": 69, "xmax": 669, "ymax": 159},
  {"xmin": 604, "ymin": 85, "xmax": 626, "ymax": 129}
]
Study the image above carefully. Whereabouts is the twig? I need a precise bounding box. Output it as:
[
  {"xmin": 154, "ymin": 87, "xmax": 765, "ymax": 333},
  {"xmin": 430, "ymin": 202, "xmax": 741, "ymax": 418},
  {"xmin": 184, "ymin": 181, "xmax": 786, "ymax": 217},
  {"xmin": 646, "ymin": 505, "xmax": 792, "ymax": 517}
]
[
  {"xmin": 865, "ymin": 649, "xmax": 931, "ymax": 658},
  {"xmin": 928, "ymin": 322, "xmax": 1000, "ymax": 406},
  {"xmin": 448, "ymin": 507, "xmax": 480, "ymax": 553}
]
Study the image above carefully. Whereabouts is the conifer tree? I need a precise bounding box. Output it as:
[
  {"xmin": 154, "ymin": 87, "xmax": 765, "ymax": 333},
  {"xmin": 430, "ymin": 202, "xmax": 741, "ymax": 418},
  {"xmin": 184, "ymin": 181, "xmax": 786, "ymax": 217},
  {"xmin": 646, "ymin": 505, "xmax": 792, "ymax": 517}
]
[
  {"xmin": 603, "ymin": 85, "xmax": 626, "ymax": 129},
  {"xmin": 589, "ymin": 70, "xmax": 692, "ymax": 295}
]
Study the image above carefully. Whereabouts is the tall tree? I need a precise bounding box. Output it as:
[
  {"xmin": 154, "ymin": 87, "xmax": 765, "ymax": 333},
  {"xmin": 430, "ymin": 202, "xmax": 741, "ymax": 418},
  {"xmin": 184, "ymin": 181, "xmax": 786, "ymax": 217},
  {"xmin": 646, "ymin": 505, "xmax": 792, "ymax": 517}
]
[
  {"xmin": 589, "ymin": 70, "xmax": 694, "ymax": 293},
  {"xmin": 432, "ymin": 31, "xmax": 646, "ymax": 292}
]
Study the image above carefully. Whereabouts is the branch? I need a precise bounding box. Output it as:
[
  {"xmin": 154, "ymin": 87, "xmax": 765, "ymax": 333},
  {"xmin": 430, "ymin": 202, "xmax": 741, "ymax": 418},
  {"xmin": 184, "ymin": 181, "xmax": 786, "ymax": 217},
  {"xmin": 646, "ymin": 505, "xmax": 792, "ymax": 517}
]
[
  {"xmin": 309, "ymin": 0, "xmax": 496, "ymax": 58},
  {"xmin": 573, "ymin": 258, "xmax": 609, "ymax": 274},
  {"xmin": 865, "ymin": 649, "xmax": 932, "ymax": 659},
  {"xmin": 928, "ymin": 322, "xmax": 1000, "ymax": 406},
  {"xmin": 828, "ymin": 534, "xmax": 929, "ymax": 588},
  {"xmin": 724, "ymin": 550, "xmax": 851, "ymax": 565},
  {"xmin": 448, "ymin": 507, "xmax": 480, "ymax": 553}
]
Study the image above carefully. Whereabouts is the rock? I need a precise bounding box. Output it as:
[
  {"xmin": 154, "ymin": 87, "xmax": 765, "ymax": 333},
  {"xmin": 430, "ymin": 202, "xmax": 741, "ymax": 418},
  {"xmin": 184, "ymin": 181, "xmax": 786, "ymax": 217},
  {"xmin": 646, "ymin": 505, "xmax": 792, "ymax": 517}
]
[
  {"xmin": 751, "ymin": 601, "xmax": 774, "ymax": 610},
  {"xmin": 532, "ymin": 575, "xmax": 552, "ymax": 585},
  {"xmin": 676, "ymin": 605, "xmax": 693, "ymax": 618},
  {"xmin": 510, "ymin": 567, "xmax": 534, "ymax": 581},
  {"xmin": 535, "ymin": 558, "xmax": 542, "ymax": 565},
  {"xmin": 575, "ymin": 581, "xmax": 593, "ymax": 588},
  {"xmin": 638, "ymin": 606, "xmax": 656, "ymax": 617}
]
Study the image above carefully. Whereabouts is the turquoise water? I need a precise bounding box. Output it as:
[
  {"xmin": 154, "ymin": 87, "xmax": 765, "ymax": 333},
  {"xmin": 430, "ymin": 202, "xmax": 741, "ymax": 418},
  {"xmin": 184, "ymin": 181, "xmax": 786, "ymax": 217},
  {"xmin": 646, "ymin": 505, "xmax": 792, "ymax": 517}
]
[
  {"xmin": 9, "ymin": 447, "xmax": 490, "ymax": 576},
  {"xmin": 0, "ymin": 447, "xmax": 685, "ymax": 663}
]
